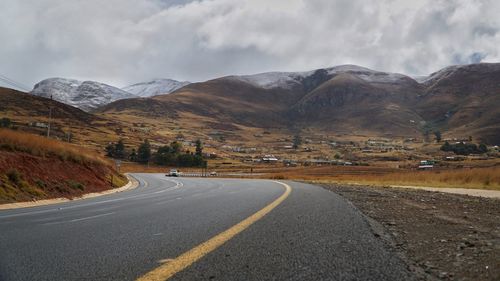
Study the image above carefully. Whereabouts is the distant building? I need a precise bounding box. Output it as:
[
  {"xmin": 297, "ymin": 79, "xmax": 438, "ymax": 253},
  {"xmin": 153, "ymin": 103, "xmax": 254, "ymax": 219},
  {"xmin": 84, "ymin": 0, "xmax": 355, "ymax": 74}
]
[
  {"xmin": 262, "ymin": 155, "xmax": 278, "ymax": 163},
  {"xmin": 30, "ymin": 122, "xmax": 48, "ymax": 128},
  {"xmin": 418, "ymin": 160, "xmax": 434, "ymax": 170}
]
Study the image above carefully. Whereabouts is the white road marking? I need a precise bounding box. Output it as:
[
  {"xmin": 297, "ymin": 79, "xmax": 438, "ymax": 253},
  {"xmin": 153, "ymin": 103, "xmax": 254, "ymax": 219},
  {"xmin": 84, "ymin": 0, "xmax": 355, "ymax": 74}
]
[
  {"xmin": 0, "ymin": 178, "xmax": 182, "ymax": 219},
  {"xmin": 42, "ymin": 212, "xmax": 115, "ymax": 225}
]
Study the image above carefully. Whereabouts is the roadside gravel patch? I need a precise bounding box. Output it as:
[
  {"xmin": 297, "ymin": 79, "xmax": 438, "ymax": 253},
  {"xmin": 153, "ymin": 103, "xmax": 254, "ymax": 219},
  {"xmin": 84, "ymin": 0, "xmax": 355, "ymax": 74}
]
[{"xmin": 322, "ymin": 184, "xmax": 500, "ymax": 281}]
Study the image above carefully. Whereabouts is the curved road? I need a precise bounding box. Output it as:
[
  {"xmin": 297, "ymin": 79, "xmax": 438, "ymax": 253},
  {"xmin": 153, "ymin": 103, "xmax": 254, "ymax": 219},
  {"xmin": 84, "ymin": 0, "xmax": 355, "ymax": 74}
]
[{"xmin": 0, "ymin": 174, "xmax": 415, "ymax": 280}]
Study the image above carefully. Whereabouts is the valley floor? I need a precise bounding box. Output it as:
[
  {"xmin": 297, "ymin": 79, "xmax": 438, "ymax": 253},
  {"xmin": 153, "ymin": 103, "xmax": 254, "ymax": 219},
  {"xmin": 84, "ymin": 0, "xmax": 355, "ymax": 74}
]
[{"xmin": 322, "ymin": 184, "xmax": 500, "ymax": 281}]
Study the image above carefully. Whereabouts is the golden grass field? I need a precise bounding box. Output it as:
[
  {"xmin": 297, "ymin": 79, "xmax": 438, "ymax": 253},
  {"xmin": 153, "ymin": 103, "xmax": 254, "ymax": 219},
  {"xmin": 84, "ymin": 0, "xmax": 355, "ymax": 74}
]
[
  {"xmin": 263, "ymin": 165, "xmax": 500, "ymax": 190},
  {"xmin": 0, "ymin": 129, "xmax": 108, "ymax": 166}
]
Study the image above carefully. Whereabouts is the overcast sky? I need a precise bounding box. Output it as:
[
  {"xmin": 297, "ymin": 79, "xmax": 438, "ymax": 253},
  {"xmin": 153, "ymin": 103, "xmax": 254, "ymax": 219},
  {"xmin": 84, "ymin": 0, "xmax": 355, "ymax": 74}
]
[{"xmin": 0, "ymin": 0, "xmax": 498, "ymax": 89}]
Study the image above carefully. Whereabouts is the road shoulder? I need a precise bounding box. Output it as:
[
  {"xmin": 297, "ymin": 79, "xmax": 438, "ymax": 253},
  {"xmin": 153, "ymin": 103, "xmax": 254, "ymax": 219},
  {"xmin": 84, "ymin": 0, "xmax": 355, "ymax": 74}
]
[
  {"xmin": 389, "ymin": 185, "xmax": 500, "ymax": 199},
  {"xmin": 321, "ymin": 183, "xmax": 500, "ymax": 281},
  {"xmin": 0, "ymin": 173, "xmax": 139, "ymax": 210}
]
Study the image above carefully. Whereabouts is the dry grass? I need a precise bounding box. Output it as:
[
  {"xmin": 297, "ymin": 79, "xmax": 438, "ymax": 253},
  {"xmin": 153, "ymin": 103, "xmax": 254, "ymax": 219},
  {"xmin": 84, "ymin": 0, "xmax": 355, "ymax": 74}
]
[
  {"xmin": 0, "ymin": 129, "xmax": 108, "ymax": 166},
  {"xmin": 353, "ymin": 167, "xmax": 500, "ymax": 190},
  {"xmin": 271, "ymin": 166, "xmax": 500, "ymax": 190}
]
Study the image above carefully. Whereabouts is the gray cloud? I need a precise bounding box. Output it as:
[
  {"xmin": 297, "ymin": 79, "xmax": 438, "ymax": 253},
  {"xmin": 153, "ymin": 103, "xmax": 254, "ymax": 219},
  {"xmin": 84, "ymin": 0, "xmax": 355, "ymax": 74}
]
[{"xmin": 0, "ymin": 0, "xmax": 498, "ymax": 89}]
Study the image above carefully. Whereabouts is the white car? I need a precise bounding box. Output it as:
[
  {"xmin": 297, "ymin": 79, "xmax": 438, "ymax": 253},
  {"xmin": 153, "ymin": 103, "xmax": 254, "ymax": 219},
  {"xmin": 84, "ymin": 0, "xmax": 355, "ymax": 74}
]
[
  {"xmin": 167, "ymin": 169, "xmax": 179, "ymax": 177},
  {"xmin": 210, "ymin": 171, "xmax": 217, "ymax": 176}
]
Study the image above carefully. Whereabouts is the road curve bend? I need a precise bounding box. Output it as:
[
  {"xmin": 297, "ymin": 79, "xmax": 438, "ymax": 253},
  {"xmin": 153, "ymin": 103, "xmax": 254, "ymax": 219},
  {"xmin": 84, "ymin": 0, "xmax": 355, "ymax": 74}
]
[{"xmin": 0, "ymin": 174, "xmax": 414, "ymax": 281}]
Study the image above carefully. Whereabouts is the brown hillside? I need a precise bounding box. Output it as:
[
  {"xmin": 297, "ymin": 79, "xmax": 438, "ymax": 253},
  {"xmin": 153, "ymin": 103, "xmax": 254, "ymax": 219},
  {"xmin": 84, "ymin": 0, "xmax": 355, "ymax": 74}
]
[
  {"xmin": 416, "ymin": 63, "xmax": 500, "ymax": 143},
  {"xmin": 0, "ymin": 87, "xmax": 98, "ymax": 123},
  {"xmin": 0, "ymin": 87, "xmax": 130, "ymax": 147},
  {"xmin": 0, "ymin": 129, "xmax": 126, "ymax": 203},
  {"xmin": 99, "ymin": 77, "xmax": 304, "ymax": 127},
  {"xmin": 291, "ymin": 73, "xmax": 423, "ymax": 136}
]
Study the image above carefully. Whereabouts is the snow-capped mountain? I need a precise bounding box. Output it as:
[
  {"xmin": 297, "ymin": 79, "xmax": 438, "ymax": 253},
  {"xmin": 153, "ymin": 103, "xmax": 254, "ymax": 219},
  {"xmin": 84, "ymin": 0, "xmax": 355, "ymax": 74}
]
[
  {"xmin": 326, "ymin": 65, "xmax": 410, "ymax": 84},
  {"xmin": 235, "ymin": 71, "xmax": 311, "ymax": 89},
  {"xmin": 416, "ymin": 65, "xmax": 462, "ymax": 85},
  {"xmin": 232, "ymin": 65, "xmax": 411, "ymax": 90},
  {"xmin": 122, "ymin": 79, "xmax": 190, "ymax": 97},
  {"xmin": 31, "ymin": 78, "xmax": 137, "ymax": 111}
]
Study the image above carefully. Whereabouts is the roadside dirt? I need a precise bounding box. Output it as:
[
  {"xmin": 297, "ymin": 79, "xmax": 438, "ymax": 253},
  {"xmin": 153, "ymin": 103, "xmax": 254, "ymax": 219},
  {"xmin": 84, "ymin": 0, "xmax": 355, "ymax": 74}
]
[
  {"xmin": 322, "ymin": 184, "xmax": 500, "ymax": 281},
  {"xmin": 0, "ymin": 151, "xmax": 125, "ymax": 203},
  {"xmin": 0, "ymin": 174, "xmax": 137, "ymax": 210}
]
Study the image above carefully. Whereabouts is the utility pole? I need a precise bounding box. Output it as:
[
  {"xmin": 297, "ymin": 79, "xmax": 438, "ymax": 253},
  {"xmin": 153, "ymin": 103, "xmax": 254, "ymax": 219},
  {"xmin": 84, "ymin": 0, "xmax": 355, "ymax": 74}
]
[
  {"xmin": 47, "ymin": 95, "xmax": 53, "ymax": 138},
  {"xmin": 115, "ymin": 160, "xmax": 121, "ymax": 173}
]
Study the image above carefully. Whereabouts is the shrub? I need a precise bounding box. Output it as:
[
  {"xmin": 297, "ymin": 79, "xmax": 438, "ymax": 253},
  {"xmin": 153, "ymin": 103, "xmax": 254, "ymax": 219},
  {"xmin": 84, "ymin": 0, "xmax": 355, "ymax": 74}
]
[
  {"xmin": 270, "ymin": 174, "xmax": 287, "ymax": 180},
  {"xmin": 0, "ymin": 117, "xmax": 11, "ymax": 128},
  {"xmin": 7, "ymin": 169, "xmax": 21, "ymax": 185},
  {"xmin": 35, "ymin": 179, "xmax": 47, "ymax": 189},
  {"xmin": 67, "ymin": 180, "xmax": 85, "ymax": 191}
]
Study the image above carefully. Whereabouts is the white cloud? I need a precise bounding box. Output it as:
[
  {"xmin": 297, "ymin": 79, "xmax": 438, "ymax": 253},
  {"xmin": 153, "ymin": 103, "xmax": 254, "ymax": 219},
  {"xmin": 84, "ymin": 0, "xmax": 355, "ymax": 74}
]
[{"xmin": 0, "ymin": 0, "xmax": 498, "ymax": 89}]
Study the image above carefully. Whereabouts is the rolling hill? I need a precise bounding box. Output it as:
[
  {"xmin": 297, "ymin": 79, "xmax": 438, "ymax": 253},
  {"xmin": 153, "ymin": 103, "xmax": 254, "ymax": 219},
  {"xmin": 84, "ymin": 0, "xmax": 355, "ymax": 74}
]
[
  {"xmin": 0, "ymin": 87, "xmax": 98, "ymax": 124},
  {"xmin": 0, "ymin": 87, "xmax": 124, "ymax": 146},
  {"xmin": 415, "ymin": 63, "xmax": 500, "ymax": 143},
  {"xmin": 99, "ymin": 63, "xmax": 500, "ymax": 143},
  {"xmin": 3, "ymin": 63, "xmax": 499, "ymax": 146}
]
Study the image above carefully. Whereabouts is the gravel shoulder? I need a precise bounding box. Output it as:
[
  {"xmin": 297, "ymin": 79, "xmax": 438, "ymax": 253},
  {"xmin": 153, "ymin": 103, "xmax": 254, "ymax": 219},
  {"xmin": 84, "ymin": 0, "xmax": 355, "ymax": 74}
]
[{"xmin": 321, "ymin": 184, "xmax": 500, "ymax": 281}]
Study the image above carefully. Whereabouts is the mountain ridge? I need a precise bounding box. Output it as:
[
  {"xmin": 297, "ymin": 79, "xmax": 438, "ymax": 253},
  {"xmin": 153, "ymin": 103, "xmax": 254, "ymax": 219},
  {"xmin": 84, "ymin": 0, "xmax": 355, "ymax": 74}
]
[
  {"xmin": 14, "ymin": 63, "xmax": 500, "ymax": 144},
  {"xmin": 30, "ymin": 77, "xmax": 190, "ymax": 111},
  {"xmin": 99, "ymin": 62, "xmax": 500, "ymax": 143},
  {"xmin": 122, "ymin": 78, "xmax": 190, "ymax": 98},
  {"xmin": 31, "ymin": 78, "xmax": 137, "ymax": 111}
]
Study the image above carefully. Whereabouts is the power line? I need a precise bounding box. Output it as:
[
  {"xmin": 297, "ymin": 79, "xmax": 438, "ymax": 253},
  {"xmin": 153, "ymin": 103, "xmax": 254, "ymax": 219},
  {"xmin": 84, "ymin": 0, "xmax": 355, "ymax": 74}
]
[
  {"xmin": 0, "ymin": 78, "xmax": 30, "ymax": 92},
  {"xmin": 0, "ymin": 75, "xmax": 31, "ymax": 92},
  {"xmin": 0, "ymin": 73, "xmax": 31, "ymax": 89},
  {"xmin": 0, "ymin": 73, "xmax": 31, "ymax": 92}
]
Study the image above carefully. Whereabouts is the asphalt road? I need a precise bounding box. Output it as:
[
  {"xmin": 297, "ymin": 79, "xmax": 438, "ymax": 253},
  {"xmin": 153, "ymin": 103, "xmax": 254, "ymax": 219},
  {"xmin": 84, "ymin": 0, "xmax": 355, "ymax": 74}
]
[{"xmin": 0, "ymin": 174, "xmax": 415, "ymax": 280}]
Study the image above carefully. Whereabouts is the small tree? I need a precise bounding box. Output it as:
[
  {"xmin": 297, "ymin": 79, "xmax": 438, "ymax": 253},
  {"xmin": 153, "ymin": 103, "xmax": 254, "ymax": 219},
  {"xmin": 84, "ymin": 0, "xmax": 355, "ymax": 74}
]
[
  {"xmin": 0, "ymin": 117, "xmax": 11, "ymax": 128},
  {"xmin": 105, "ymin": 143, "xmax": 116, "ymax": 157},
  {"xmin": 137, "ymin": 139, "xmax": 151, "ymax": 164},
  {"xmin": 170, "ymin": 141, "xmax": 182, "ymax": 155},
  {"xmin": 195, "ymin": 139, "xmax": 203, "ymax": 157},
  {"xmin": 129, "ymin": 148, "xmax": 137, "ymax": 162},
  {"xmin": 114, "ymin": 139, "xmax": 126, "ymax": 159},
  {"xmin": 478, "ymin": 143, "xmax": 488, "ymax": 153},
  {"xmin": 293, "ymin": 135, "xmax": 302, "ymax": 149},
  {"xmin": 154, "ymin": 145, "xmax": 174, "ymax": 166},
  {"xmin": 441, "ymin": 141, "xmax": 451, "ymax": 152},
  {"xmin": 434, "ymin": 131, "xmax": 442, "ymax": 142}
]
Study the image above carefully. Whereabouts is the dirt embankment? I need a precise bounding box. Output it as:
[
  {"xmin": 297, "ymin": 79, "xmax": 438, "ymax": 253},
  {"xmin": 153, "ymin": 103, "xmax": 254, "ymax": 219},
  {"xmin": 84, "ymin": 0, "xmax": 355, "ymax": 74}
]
[
  {"xmin": 0, "ymin": 151, "xmax": 125, "ymax": 204},
  {"xmin": 323, "ymin": 184, "xmax": 500, "ymax": 281}
]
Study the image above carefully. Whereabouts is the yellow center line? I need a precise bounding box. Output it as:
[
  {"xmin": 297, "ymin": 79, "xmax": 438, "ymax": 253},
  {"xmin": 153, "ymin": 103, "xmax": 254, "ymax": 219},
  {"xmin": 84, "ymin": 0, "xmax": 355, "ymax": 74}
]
[{"xmin": 136, "ymin": 181, "xmax": 292, "ymax": 281}]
